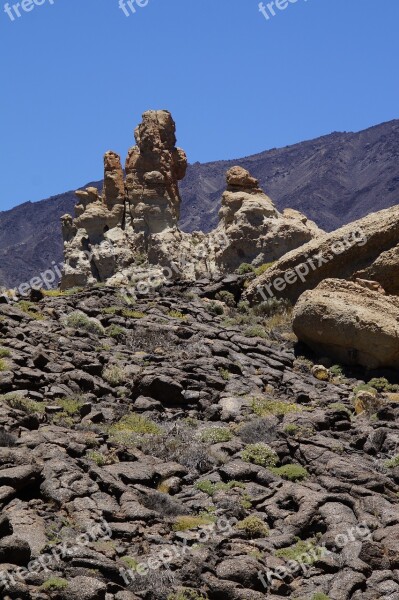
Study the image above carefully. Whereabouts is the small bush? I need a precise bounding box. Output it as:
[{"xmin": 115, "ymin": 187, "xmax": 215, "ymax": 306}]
[
  {"xmin": 218, "ymin": 368, "xmax": 231, "ymax": 381},
  {"xmin": 385, "ymin": 454, "xmax": 399, "ymax": 469},
  {"xmin": 195, "ymin": 479, "xmax": 244, "ymax": 496},
  {"xmin": 106, "ymin": 325, "xmax": 126, "ymax": 339},
  {"xmin": 168, "ymin": 310, "xmax": 187, "ymax": 320},
  {"xmin": 254, "ymin": 262, "xmax": 275, "ymax": 277},
  {"xmin": 241, "ymin": 443, "xmax": 278, "ymax": 467},
  {"xmin": 1, "ymin": 393, "xmax": 45, "ymax": 415},
  {"xmin": 0, "ymin": 359, "xmax": 7, "ymax": 372},
  {"xmin": 245, "ymin": 325, "xmax": 267, "ymax": 338},
  {"xmin": 0, "ymin": 348, "xmax": 11, "ymax": 358},
  {"xmin": 206, "ymin": 302, "xmax": 224, "ymax": 316},
  {"xmin": 270, "ymin": 464, "xmax": 309, "ymax": 481},
  {"xmin": 330, "ymin": 364, "xmax": 344, "ymax": 377},
  {"xmin": 172, "ymin": 515, "xmax": 215, "ymax": 531},
  {"xmin": 122, "ymin": 309, "xmax": 145, "ymax": 319},
  {"xmin": 311, "ymin": 594, "xmax": 331, "ymax": 600},
  {"xmin": 237, "ymin": 300, "xmax": 250, "ymax": 314},
  {"xmin": 65, "ymin": 311, "xmax": 104, "ymax": 335},
  {"xmin": 237, "ymin": 263, "xmax": 255, "ymax": 275},
  {"xmin": 253, "ymin": 297, "xmax": 290, "ymax": 318},
  {"xmin": 275, "ymin": 539, "xmax": 323, "ymax": 564},
  {"xmin": 251, "ymin": 397, "xmax": 301, "ymax": 416},
  {"xmin": 18, "ymin": 300, "xmax": 44, "ymax": 320},
  {"xmin": 40, "ymin": 578, "xmax": 68, "ymax": 591},
  {"xmin": 284, "ymin": 424, "xmax": 299, "ymax": 436},
  {"xmin": 236, "ymin": 516, "xmax": 269, "ymax": 538},
  {"xmin": 109, "ymin": 413, "xmax": 161, "ymax": 445},
  {"xmin": 367, "ymin": 377, "xmax": 399, "ymax": 393},
  {"xmin": 200, "ymin": 427, "xmax": 232, "ymax": 444},
  {"xmin": 103, "ymin": 364, "xmax": 126, "ymax": 386},
  {"xmin": 215, "ymin": 291, "xmax": 235, "ymax": 307}
]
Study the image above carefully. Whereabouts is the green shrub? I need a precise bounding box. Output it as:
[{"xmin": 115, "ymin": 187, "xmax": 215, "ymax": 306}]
[
  {"xmin": 237, "ymin": 263, "xmax": 255, "ymax": 275},
  {"xmin": 215, "ymin": 291, "xmax": 235, "ymax": 307},
  {"xmin": 245, "ymin": 325, "xmax": 267, "ymax": 338},
  {"xmin": 385, "ymin": 454, "xmax": 399, "ymax": 469},
  {"xmin": 218, "ymin": 368, "xmax": 231, "ymax": 381},
  {"xmin": 330, "ymin": 364, "xmax": 344, "ymax": 377},
  {"xmin": 254, "ymin": 262, "xmax": 275, "ymax": 277},
  {"xmin": 168, "ymin": 310, "xmax": 187, "ymax": 320},
  {"xmin": 0, "ymin": 348, "xmax": 11, "ymax": 358},
  {"xmin": 40, "ymin": 578, "xmax": 68, "ymax": 591},
  {"xmin": 18, "ymin": 300, "xmax": 44, "ymax": 320},
  {"xmin": 236, "ymin": 516, "xmax": 269, "ymax": 538},
  {"xmin": 367, "ymin": 377, "xmax": 399, "ymax": 392},
  {"xmin": 283, "ymin": 424, "xmax": 299, "ymax": 436},
  {"xmin": 311, "ymin": 594, "xmax": 331, "ymax": 600},
  {"xmin": 122, "ymin": 309, "xmax": 145, "ymax": 319},
  {"xmin": 109, "ymin": 413, "xmax": 161, "ymax": 444},
  {"xmin": 1, "ymin": 393, "xmax": 45, "ymax": 414},
  {"xmin": 0, "ymin": 359, "xmax": 7, "ymax": 372},
  {"xmin": 172, "ymin": 515, "xmax": 215, "ymax": 531},
  {"xmin": 65, "ymin": 311, "xmax": 104, "ymax": 335},
  {"xmin": 237, "ymin": 300, "xmax": 250, "ymax": 314},
  {"xmin": 253, "ymin": 297, "xmax": 290, "ymax": 318},
  {"xmin": 206, "ymin": 302, "xmax": 224, "ymax": 316},
  {"xmin": 270, "ymin": 464, "xmax": 309, "ymax": 481},
  {"xmin": 195, "ymin": 479, "xmax": 244, "ymax": 496},
  {"xmin": 251, "ymin": 397, "xmax": 301, "ymax": 416},
  {"xmin": 106, "ymin": 325, "xmax": 126, "ymax": 339},
  {"xmin": 241, "ymin": 443, "xmax": 278, "ymax": 467},
  {"xmin": 200, "ymin": 427, "xmax": 232, "ymax": 444},
  {"xmin": 275, "ymin": 539, "xmax": 323, "ymax": 564},
  {"xmin": 103, "ymin": 364, "xmax": 126, "ymax": 386}
]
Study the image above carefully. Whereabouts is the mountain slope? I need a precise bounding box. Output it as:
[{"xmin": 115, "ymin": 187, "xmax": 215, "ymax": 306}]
[{"xmin": 1, "ymin": 119, "xmax": 398, "ymax": 288}]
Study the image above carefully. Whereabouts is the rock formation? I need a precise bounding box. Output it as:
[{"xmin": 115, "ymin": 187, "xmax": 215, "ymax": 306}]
[
  {"xmin": 293, "ymin": 278, "xmax": 399, "ymax": 369},
  {"xmin": 244, "ymin": 204, "xmax": 399, "ymax": 304},
  {"xmin": 61, "ymin": 116, "xmax": 322, "ymax": 291}
]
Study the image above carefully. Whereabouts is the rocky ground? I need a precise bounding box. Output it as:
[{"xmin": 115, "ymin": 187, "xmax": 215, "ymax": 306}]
[{"xmin": 0, "ymin": 277, "xmax": 398, "ymax": 600}]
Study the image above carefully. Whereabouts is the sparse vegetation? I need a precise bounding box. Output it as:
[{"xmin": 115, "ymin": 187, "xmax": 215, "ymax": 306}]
[
  {"xmin": 103, "ymin": 364, "xmax": 127, "ymax": 386},
  {"xmin": 251, "ymin": 396, "xmax": 301, "ymax": 416},
  {"xmin": 215, "ymin": 290, "xmax": 235, "ymax": 307},
  {"xmin": 254, "ymin": 262, "xmax": 275, "ymax": 276},
  {"xmin": 0, "ymin": 359, "xmax": 7, "ymax": 372},
  {"xmin": 275, "ymin": 538, "xmax": 323, "ymax": 564},
  {"xmin": 122, "ymin": 309, "xmax": 145, "ymax": 319},
  {"xmin": 18, "ymin": 300, "xmax": 45, "ymax": 320},
  {"xmin": 218, "ymin": 367, "xmax": 231, "ymax": 381},
  {"xmin": 195, "ymin": 479, "xmax": 244, "ymax": 496},
  {"xmin": 106, "ymin": 324, "xmax": 127, "ymax": 339},
  {"xmin": 0, "ymin": 348, "xmax": 11, "ymax": 358},
  {"xmin": 200, "ymin": 427, "xmax": 232, "ymax": 444},
  {"xmin": 236, "ymin": 263, "xmax": 255, "ymax": 275},
  {"xmin": 241, "ymin": 443, "xmax": 278, "ymax": 467},
  {"xmin": 385, "ymin": 454, "xmax": 399, "ymax": 469},
  {"xmin": 236, "ymin": 515, "xmax": 269, "ymax": 538},
  {"xmin": 109, "ymin": 413, "xmax": 162, "ymax": 445},
  {"xmin": 65, "ymin": 311, "xmax": 104, "ymax": 335},
  {"xmin": 168, "ymin": 590, "xmax": 208, "ymax": 600},
  {"xmin": 39, "ymin": 578, "xmax": 68, "ymax": 591},
  {"xmin": 206, "ymin": 301, "xmax": 224, "ymax": 316},
  {"xmin": 172, "ymin": 515, "xmax": 215, "ymax": 531},
  {"xmin": 1, "ymin": 392, "xmax": 45, "ymax": 414},
  {"xmin": 270, "ymin": 464, "xmax": 309, "ymax": 481}
]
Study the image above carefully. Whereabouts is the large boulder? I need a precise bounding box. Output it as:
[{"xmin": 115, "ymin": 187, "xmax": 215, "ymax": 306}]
[
  {"xmin": 292, "ymin": 278, "xmax": 399, "ymax": 369},
  {"xmin": 245, "ymin": 205, "xmax": 399, "ymax": 304}
]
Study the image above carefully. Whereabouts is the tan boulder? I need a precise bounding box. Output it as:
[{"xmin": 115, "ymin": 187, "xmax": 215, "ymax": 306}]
[
  {"xmin": 354, "ymin": 243, "xmax": 399, "ymax": 295},
  {"xmin": 292, "ymin": 279, "xmax": 399, "ymax": 369},
  {"xmin": 245, "ymin": 205, "xmax": 399, "ymax": 304}
]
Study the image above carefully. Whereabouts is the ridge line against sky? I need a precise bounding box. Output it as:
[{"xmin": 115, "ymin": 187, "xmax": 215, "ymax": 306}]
[{"xmin": 1, "ymin": 0, "xmax": 398, "ymax": 211}]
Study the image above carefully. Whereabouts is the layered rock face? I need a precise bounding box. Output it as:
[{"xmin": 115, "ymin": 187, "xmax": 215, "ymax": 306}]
[
  {"xmin": 245, "ymin": 204, "xmax": 399, "ymax": 304},
  {"xmin": 61, "ymin": 112, "xmax": 321, "ymax": 290},
  {"xmin": 293, "ymin": 279, "xmax": 399, "ymax": 369}
]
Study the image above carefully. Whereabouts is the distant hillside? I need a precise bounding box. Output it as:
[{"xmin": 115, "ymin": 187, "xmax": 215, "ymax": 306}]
[{"xmin": 1, "ymin": 119, "xmax": 398, "ymax": 288}]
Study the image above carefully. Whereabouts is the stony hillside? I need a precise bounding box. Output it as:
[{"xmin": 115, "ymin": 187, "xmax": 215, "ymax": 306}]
[
  {"xmin": 0, "ymin": 278, "xmax": 398, "ymax": 600},
  {"xmin": 1, "ymin": 120, "xmax": 398, "ymax": 289}
]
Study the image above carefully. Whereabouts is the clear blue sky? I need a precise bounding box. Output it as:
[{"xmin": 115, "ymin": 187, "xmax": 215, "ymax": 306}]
[{"xmin": 1, "ymin": 0, "xmax": 398, "ymax": 211}]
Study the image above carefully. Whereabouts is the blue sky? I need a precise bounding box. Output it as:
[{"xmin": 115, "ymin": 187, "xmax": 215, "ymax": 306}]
[{"xmin": 1, "ymin": 0, "xmax": 398, "ymax": 211}]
